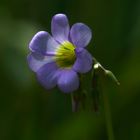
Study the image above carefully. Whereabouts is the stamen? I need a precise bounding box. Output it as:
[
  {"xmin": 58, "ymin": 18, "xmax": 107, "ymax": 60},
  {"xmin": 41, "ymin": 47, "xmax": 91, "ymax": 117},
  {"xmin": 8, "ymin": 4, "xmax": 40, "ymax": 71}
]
[{"xmin": 55, "ymin": 41, "xmax": 76, "ymax": 68}]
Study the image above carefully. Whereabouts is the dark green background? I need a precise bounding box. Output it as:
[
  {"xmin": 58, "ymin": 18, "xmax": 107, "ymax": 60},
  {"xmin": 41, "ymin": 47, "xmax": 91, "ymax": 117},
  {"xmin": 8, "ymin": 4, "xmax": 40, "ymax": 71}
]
[{"xmin": 0, "ymin": 0, "xmax": 140, "ymax": 139}]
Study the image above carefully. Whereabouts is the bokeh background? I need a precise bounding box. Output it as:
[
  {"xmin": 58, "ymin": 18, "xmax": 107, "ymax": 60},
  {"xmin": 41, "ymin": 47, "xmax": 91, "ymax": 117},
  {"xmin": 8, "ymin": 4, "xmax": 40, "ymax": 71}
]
[{"xmin": 0, "ymin": 0, "xmax": 140, "ymax": 140}]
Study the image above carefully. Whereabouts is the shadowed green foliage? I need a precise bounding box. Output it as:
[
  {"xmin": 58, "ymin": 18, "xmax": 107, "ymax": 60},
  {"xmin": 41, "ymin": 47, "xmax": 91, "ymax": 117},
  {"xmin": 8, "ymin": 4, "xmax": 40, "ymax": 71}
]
[{"xmin": 0, "ymin": 0, "xmax": 140, "ymax": 140}]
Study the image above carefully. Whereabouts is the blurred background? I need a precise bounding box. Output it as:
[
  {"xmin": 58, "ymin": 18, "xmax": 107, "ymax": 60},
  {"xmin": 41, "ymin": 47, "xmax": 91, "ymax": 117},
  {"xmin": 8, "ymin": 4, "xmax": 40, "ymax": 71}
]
[{"xmin": 0, "ymin": 0, "xmax": 140, "ymax": 140}]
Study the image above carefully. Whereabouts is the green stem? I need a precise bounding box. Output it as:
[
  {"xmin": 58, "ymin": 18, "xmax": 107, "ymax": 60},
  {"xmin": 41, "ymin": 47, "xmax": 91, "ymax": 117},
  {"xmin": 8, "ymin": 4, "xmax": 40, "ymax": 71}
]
[
  {"xmin": 71, "ymin": 92, "xmax": 80, "ymax": 112},
  {"xmin": 92, "ymin": 56, "xmax": 117, "ymax": 140},
  {"xmin": 102, "ymin": 90, "xmax": 115, "ymax": 140}
]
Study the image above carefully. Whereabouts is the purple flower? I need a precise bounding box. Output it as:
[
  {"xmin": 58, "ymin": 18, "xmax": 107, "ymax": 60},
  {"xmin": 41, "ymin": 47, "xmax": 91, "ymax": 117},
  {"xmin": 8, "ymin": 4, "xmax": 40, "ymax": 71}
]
[{"xmin": 27, "ymin": 14, "xmax": 93, "ymax": 93}]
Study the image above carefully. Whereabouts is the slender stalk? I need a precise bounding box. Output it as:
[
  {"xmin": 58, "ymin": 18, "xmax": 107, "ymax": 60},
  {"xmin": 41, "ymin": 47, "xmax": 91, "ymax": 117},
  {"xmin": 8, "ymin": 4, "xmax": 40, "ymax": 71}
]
[
  {"xmin": 102, "ymin": 90, "xmax": 115, "ymax": 140},
  {"xmin": 71, "ymin": 93, "xmax": 79, "ymax": 112},
  {"xmin": 92, "ymin": 56, "xmax": 118, "ymax": 140}
]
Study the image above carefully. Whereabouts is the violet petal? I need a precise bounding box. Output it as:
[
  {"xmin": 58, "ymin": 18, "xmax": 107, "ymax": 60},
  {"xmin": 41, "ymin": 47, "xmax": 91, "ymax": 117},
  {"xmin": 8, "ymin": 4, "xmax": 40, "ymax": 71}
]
[
  {"xmin": 51, "ymin": 14, "xmax": 70, "ymax": 43},
  {"xmin": 73, "ymin": 48, "xmax": 93, "ymax": 73},
  {"xmin": 57, "ymin": 69, "xmax": 79, "ymax": 93},
  {"xmin": 29, "ymin": 31, "xmax": 59, "ymax": 55},
  {"xmin": 27, "ymin": 52, "xmax": 54, "ymax": 72},
  {"xmin": 37, "ymin": 62, "xmax": 58, "ymax": 89},
  {"xmin": 70, "ymin": 23, "xmax": 92, "ymax": 48}
]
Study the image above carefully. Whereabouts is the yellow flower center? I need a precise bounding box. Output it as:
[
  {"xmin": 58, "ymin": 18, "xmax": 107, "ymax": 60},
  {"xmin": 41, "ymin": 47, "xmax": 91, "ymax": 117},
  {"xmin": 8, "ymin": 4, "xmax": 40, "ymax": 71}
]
[{"xmin": 55, "ymin": 41, "xmax": 76, "ymax": 68}]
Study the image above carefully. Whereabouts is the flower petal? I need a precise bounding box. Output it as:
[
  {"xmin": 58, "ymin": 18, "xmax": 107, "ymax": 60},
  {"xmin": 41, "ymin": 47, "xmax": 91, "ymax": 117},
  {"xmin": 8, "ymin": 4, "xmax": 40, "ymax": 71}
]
[
  {"xmin": 73, "ymin": 48, "xmax": 93, "ymax": 73},
  {"xmin": 29, "ymin": 31, "xmax": 59, "ymax": 54},
  {"xmin": 70, "ymin": 23, "xmax": 92, "ymax": 48},
  {"xmin": 27, "ymin": 52, "xmax": 54, "ymax": 72},
  {"xmin": 37, "ymin": 62, "xmax": 58, "ymax": 89},
  {"xmin": 51, "ymin": 14, "xmax": 70, "ymax": 43},
  {"xmin": 57, "ymin": 69, "xmax": 79, "ymax": 93}
]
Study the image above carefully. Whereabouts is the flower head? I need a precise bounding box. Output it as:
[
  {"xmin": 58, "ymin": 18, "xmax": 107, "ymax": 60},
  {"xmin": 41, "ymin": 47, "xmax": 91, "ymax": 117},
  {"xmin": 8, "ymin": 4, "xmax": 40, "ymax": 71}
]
[{"xmin": 27, "ymin": 14, "xmax": 93, "ymax": 93}]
